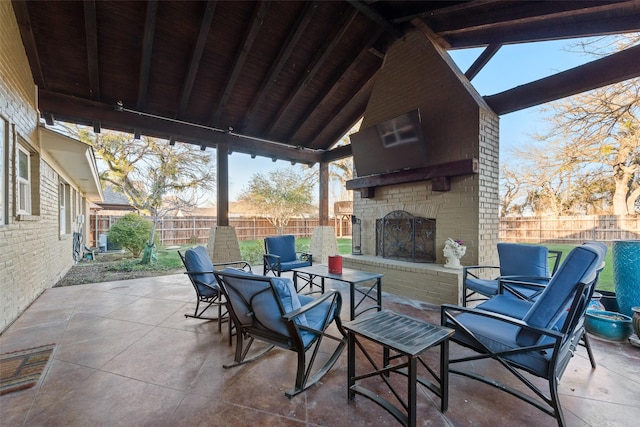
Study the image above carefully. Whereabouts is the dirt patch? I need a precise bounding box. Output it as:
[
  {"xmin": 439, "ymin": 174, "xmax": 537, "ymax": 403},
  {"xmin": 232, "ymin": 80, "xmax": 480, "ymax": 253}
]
[{"xmin": 54, "ymin": 252, "xmax": 182, "ymax": 287}]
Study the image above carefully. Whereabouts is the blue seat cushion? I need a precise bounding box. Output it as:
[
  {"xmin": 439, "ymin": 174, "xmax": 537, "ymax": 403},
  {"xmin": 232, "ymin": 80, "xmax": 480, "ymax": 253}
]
[
  {"xmin": 466, "ymin": 277, "xmax": 499, "ymax": 297},
  {"xmin": 448, "ymin": 312, "xmax": 553, "ymax": 376},
  {"xmin": 476, "ymin": 295, "xmax": 533, "ymax": 319},
  {"xmin": 184, "ymin": 246, "xmax": 218, "ymax": 297},
  {"xmin": 280, "ymin": 259, "xmax": 312, "ymax": 272}
]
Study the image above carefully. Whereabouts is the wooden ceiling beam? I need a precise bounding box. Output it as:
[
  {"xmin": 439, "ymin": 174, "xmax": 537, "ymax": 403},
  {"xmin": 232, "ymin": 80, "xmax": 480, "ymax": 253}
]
[
  {"xmin": 322, "ymin": 143, "xmax": 352, "ymax": 164},
  {"xmin": 313, "ymin": 74, "xmax": 376, "ymax": 153},
  {"xmin": 435, "ymin": 3, "xmax": 640, "ymax": 48},
  {"xmin": 38, "ymin": 90, "xmax": 322, "ymax": 165},
  {"xmin": 346, "ymin": 0, "xmax": 404, "ymax": 39},
  {"xmin": 287, "ymin": 27, "xmax": 385, "ymax": 144},
  {"xmin": 264, "ymin": 6, "xmax": 359, "ymax": 138},
  {"xmin": 239, "ymin": 1, "xmax": 318, "ymax": 133},
  {"xmin": 83, "ymin": 1, "xmax": 100, "ymax": 100},
  {"xmin": 136, "ymin": 0, "xmax": 158, "ymax": 110},
  {"xmin": 432, "ymin": 1, "xmax": 620, "ymax": 35},
  {"xmin": 390, "ymin": 0, "xmax": 500, "ymax": 23},
  {"xmin": 177, "ymin": 0, "xmax": 216, "ymax": 117},
  {"xmin": 484, "ymin": 44, "xmax": 640, "ymax": 115},
  {"xmin": 208, "ymin": 1, "xmax": 270, "ymax": 127},
  {"xmin": 464, "ymin": 43, "xmax": 501, "ymax": 81},
  {"xmin": 83, "ymin": 1, "xmax": 101, "ymax": 135},
  {"xmin": 11, "ymin": 1, "xmax": 46, "ymax": 89}
]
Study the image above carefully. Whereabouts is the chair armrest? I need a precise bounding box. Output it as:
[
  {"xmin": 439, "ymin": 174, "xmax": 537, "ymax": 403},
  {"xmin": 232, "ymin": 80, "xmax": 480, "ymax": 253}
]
[
  {"xmin": 296, "ymin": 252, "xmax": 312, "ymax": 263},
  {"xmin": 549, "ymin": 250, "xmax": 563, "ymax": 275},
  {"xmin": 463, "ymin": 265, "xmax": 499, "ymax": 279},
  {"xmin": 282, "ymin": 290, "xmax": 341, "ymax": 321},
  {"xmin": 213, "ymin": 260, "xmax": 252, "ymax": 272},
  {"xmin": 264, "ymin": 253, "xmax": 281, "ymax": 262},
  {"xmin": 183, "ymin": 269, "xmax": 214, "ymax": 275},
  {"xmin": 183, "ymin": 271, "xmax": 219, "ymax": 290},
  {"xmin": 441, "ymin": 304, "xmax": 563, "ymax": 341},
  {"xmin": 498, "ymin": 276, "xmax": 551, "ymax": 300}
]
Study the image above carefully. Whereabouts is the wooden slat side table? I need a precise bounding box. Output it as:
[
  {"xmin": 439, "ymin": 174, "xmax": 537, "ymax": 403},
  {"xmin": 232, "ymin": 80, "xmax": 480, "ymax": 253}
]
[{"xmin": 344, "ymin": 310, "xmax": 454, "ymax": 427}]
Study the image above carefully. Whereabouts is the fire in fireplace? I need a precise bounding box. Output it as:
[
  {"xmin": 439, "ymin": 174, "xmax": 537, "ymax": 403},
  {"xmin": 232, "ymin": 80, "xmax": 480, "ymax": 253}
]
[{"xmin": 376, "ymin": 210, "xmax": 436, "ymax": 263}]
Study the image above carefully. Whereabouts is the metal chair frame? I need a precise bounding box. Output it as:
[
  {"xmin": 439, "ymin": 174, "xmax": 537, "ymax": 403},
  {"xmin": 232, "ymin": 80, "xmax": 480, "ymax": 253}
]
[
  {"xmin": 263, "ymin": 235, "xmax": 312, "ymax": 276},
  {"xmin": 214, "ymin": 270, "xmax": 346, "ymax": 398},
  {"xmin": 443, "ymin": 243, "xmax": 605, "ymax": 426},
  {"xmin": 179, "ymin": 248, "xmax": 250, "ymax": 334},
  {"xmin": 463, "ymin": 248, "xmax": 562, "ymax": 306}
]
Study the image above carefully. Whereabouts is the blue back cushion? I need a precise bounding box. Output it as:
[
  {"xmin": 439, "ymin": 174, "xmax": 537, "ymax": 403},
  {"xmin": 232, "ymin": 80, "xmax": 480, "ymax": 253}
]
[
  {"xmin": 516, "ymin": 242, "xmax": 607, "ymax": 345},
  {"xmin": 498, "ymin": 243, "xmax": 549, "ymax": 277},
  {"xmin": 265, "ymin": 235, "xmax": 297, "ymax": 263},
  {"xmin": 184, "ymin": 246, "xmax": 217, "ymax": 293},
  {"xmin": 221, "ymin": 271, "xmax": 307, "ymax": 339}
]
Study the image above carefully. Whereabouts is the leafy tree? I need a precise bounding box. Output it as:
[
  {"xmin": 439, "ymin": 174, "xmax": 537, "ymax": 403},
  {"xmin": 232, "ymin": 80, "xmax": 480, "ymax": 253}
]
[
  {"xmin": 238, "ymin": 167, "xmax": 315, "ymax": 234},
  {"xmin": 64, "ymin": 126, "xmax": 216, "ymax": 262},
  {"xmin": 108, "ymin": 213, "xmax": 153, "ymax": 257}
]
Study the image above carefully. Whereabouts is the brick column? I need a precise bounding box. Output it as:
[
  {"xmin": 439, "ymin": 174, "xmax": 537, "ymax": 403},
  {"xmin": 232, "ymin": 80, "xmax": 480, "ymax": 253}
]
[
  {"xmin": 207, "ymin": 226, "xmax": 242, "ymax": 263},
  {"xmin": 309, "ymin": 226, "xmax": 339, "ymax": 265}
]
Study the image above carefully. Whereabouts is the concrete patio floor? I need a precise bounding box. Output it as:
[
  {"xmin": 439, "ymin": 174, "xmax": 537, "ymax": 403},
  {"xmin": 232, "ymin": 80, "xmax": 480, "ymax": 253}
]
[{"xmin": 1, "ymin": 272, "xmax": 639, "ymax": 426}]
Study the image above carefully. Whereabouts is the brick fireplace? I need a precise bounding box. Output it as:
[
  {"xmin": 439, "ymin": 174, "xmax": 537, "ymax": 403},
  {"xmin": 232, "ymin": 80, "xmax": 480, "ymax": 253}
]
[{"xmin": 343, "ymin": 31, "xmax": 500, "ymax": 306}]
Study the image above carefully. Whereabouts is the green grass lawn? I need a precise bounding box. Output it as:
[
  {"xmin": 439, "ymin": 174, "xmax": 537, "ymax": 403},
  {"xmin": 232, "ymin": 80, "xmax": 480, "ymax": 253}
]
[{"xmin": 543, "ymin": 243, "xmax": 613, "ymax": 292}]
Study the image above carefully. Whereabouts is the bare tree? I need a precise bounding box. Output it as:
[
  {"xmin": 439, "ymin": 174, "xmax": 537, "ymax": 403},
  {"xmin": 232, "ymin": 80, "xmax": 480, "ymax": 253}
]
[
  {"xmin": 499, "ymin": 165, "xmax": 526, "ymax": 216},
  {"xmin": 506, "ymin": 35, "xmax": 640, "ymax": 215},
  {"xmin": 63, "ymin": 125, "xmax": 215, "ymax": 261}
]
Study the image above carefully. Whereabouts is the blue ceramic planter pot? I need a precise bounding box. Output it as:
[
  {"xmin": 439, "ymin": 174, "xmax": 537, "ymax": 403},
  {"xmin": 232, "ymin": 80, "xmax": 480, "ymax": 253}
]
[
  {"xmin": 585, "ymin": 310, "xmax": 633, "ymax": 341},
  {"xmin": 613, "ymin": 240, "xmax": 640, "ymax": 317}
]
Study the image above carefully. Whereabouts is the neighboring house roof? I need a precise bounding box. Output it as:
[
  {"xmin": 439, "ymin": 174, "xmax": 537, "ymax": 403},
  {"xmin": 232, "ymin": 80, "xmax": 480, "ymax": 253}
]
[
  {"xmin": 39, "ymin": 126, "xmax": 103, "ymax": 202},
  {"xmin": 97, "ymin": 185, "xmax": 136, "ymax": 211}
]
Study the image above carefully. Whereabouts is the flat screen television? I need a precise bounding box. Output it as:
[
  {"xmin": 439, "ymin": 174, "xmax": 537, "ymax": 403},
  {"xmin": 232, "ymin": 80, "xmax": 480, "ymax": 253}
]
[{"xmin": 350, "ymin": 109, "xmax": 427, "ymax": 177}]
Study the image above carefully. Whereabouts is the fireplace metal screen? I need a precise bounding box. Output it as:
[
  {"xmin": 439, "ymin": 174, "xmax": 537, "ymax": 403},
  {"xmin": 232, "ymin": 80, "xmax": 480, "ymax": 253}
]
[{"xmin": 376, "ymin": 210, "xmax": 435, "ymax": 263}]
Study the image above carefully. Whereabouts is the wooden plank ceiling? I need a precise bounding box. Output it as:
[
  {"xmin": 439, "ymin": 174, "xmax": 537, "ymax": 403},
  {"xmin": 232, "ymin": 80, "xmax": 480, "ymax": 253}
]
[{"xmin": 12, "ymin": 0, "xmax": 640, "ymax": 165}]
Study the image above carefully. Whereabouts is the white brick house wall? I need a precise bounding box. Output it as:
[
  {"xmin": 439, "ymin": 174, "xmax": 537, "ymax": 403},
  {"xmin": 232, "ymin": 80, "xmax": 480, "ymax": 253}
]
[{"xmin": 0, "ymin": 4, "xmax": 98, "ymax": 332}]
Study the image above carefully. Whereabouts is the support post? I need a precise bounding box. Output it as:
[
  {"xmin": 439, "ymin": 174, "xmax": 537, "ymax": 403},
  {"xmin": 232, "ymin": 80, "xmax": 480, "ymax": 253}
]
[
  {"xmin": 319, "ymin": 161, "xmax": 329, "ymax": 226},
  {"xmin": 217, "ymin": 141, "xmax": 229, "ymax": 226}
]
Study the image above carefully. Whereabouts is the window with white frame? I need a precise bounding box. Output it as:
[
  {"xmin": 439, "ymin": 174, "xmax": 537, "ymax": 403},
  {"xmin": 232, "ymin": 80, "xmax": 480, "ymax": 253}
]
[
  {"xmin": 60, "ymin": 182, "xmax": 67, "ymax": 234},
  {"xmin": 0, "ymin": 117, "xmax": 7, "ymax": 225},
  {"xmin": 17, "ymin": 144, "xmax": 32, "ymax": 215}
]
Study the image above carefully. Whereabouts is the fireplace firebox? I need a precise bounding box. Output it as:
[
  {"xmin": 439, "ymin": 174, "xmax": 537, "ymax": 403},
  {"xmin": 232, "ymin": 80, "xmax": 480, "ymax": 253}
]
[{"xmin": 376, "ymin": 210, "xmax": 435, "ymax": 263}]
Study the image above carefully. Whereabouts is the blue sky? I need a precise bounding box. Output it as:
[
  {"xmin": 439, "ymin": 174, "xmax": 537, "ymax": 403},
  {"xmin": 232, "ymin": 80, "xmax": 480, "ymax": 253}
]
[{"xmin": 224, "ymin": 38, "xmax": 600, "ymax": 201}]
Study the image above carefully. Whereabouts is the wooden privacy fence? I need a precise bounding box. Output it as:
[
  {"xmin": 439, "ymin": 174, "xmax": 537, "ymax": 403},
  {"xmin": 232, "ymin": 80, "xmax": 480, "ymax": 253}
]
[
  {"xmin": 89, "ymin": 214, "xmax": 637, "ymax": 249},
  {"xmin": 89, "ymin": 215, "xmax": 352, "ymax": 248},
  {"xmin": 499, "ymin": 215, "xmax": 639, "ymax": 244}
]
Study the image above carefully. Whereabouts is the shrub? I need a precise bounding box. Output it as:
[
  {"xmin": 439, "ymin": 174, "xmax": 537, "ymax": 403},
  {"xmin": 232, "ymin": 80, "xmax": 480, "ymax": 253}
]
[{"xmin": 108, "ymin": 213, "xmax": 153, "ymax": 257}]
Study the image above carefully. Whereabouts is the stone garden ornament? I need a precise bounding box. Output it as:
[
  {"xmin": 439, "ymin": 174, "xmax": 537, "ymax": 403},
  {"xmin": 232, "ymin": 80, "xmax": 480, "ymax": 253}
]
[{"xmin": 443, "ymin": 238, "xmax": 466, "ymax": 269}]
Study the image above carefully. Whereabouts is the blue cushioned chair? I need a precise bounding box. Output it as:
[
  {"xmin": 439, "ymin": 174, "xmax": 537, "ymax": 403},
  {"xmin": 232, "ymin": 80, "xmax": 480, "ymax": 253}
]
[
  {"xmin": 442, "ymin": 241, "xmax": 607, "ymax": 427},
  {"xmin": 263, "ymin": 234, "xmax": 312, "ymax": 276},
  {"xmin": 179, "ymin": 246, "xmax": 251, "ymax": 334},
  {"xmin": 462, "ymin": 243, "xmax": 562, "ymax": 306},
  {"xmin": 214, "ymin": 269, "xmax": 346, "ymax": 397}
]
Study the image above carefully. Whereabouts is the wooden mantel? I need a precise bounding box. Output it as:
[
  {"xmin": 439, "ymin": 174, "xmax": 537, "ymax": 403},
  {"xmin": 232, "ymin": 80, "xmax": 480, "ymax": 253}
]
[{"xmin": 346, "ymin": 158, "xmax": 478, "ymax": 198}]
